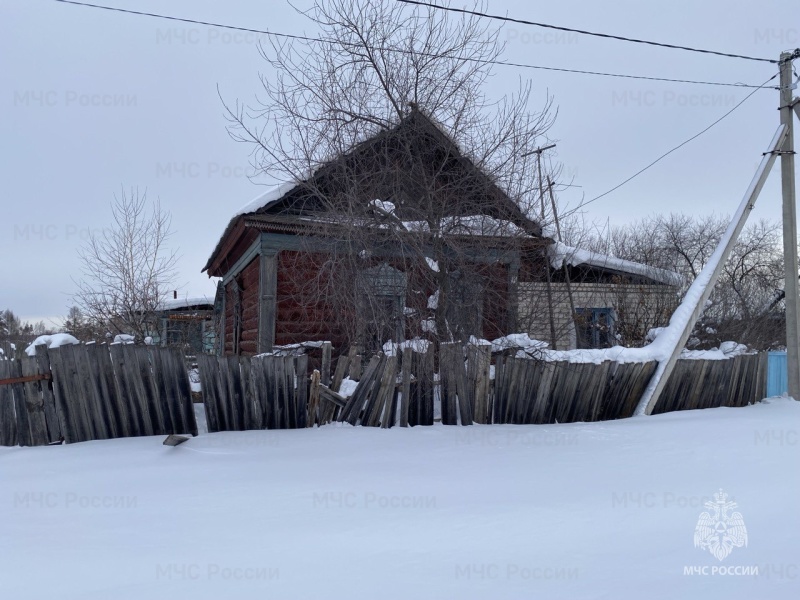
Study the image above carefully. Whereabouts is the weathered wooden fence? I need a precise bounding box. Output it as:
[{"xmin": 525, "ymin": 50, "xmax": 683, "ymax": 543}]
[
  {"xmin": 197, "ymin": 342, "xmax": 767, "ymax": 432},
  {"xmin": 654, "ymin": 352, "xmax": 767, "ymax": 413},
  {"xmin": 0, "ymin": 344, "xmax": 198, "ymax": 446}
]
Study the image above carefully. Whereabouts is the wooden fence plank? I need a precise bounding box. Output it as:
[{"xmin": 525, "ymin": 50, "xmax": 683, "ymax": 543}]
[
  {"xmin": 420, "ymin": 347, "xmax": 435, "ymax": 426},
  {"xmin": 399, "ymin": 349, "xmax": 412, "ymax": 427},
  {"xmin": 173, "ymin": 350, "xmax": 198, "ymax": 436},
  {"xmin": 153, "ymin": 348, "xmax": 179, "ymax": 434},
  {"xmin": 378, "ymin": 355, "xmax": 399, "ymax": 428},
  {"xmin": 9, "ymin": 360, "xmax": 32, "ymax": 446},
  {"xmin": 308, "ymin": 369, "xmax": 321, "ymax": 426},
  {"xmin": 109, "ymin": 344, "xmax": 143, "ymax": 437},
  {"xmin": 119, "ymin": 345, "xmax": 153, "ymax": 436},
  {"xmin": 197, "ymin": 354, "xmax": 220, "ymax": 433},
  {"xmin": 321, "ymin": 342, "xmax": 332, "ymax": 387},
  {"xmin": 238, "ymin": 355, "xmax": 257, "ymax": 430},
  {"xmin": 340, "ymin": 354, "xmax": 383, "ymax": 425},
  {"xmin": 296, "ymin": 355, "xmax": 309, "ymax": 428},
  {"xmin": 361, "ymin": 355, "xmax": 389, "ymax": 427},
  {"xmin": 0, "ymin": 361, "xmax": 18, "ymax": 446},
  {"xmin": 439, "ymin": 343, "xmax": 457, "ymax": 425},
  {"xmin": 34, "ymin": 345, "xmax": 61, "ymax": 443},
  {"xmin": 19, "ymin": 358, "xmax": 48, "ymax": 445},
  {"xmin": 93, "ymin": 345, "xmax": 124, "ymax": 439},
  {"xmin": 282, "ymin": 356, "xmax": 296, "ymax": 429}
]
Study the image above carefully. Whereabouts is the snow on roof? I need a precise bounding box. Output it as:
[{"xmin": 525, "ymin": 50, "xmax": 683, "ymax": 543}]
[
  {"xmin": 403, "ymin": 214, "xmax": 527, "ymax": 237},
  {"xmin": 158, "ymin": 297, "xmax": 214, "ymax": 311},
  {"xmin": 549, "ymin": 241, "xmax": 682, "ymax": 286},
  {"xmin": 233, "ymin": 181, "xmax": 299, "ymax": 218}
]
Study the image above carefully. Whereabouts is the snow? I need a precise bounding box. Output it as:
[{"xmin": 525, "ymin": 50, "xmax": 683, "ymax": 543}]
[
  {"xmin": 337, "ymin": 377, "xmax": 359, "ymax": 398},
  {"xmin": 485, "ymin": 333, "xmax": 750, "ymax": 364},
  {"xmin": 490, "ymin": 333, "xmax": 548, "ymax": 354},
  {"xmin": 369, "ymin": 199, "xmax": 396, "ymax": 215},
  {"xmin": 382, "ymin": 337, "xmax": 431, "ymax": 356},
  {"xmin": 1, "ymin": 399, "xmax": 797, "ymax": 599},
  {"xmin": 158, "ymin": 297, "xmax": 213, "ymax": 311},
  {"xmin": 403, "ymin": 215, "xmax": 527, "ymax": 237},
  {"xmin": 112, "ymin": 334, "xmax": 135, "ymax": 345},
  {"xmin": 427, "ymin": 289, "xmax": 439, "ymax": 310},
  {"xmin": 233, "ymin": 181, "xmax": 299, "ymax": 217},
  {"xmin": 24, "ymin": 333, "xmax": 79, "ymax": 356},
  {"xmin": 188, "ymin": 368, "xmax": 201, "ymax": 393},
  {"xmin": 421, "ymin": 318, "xmax": 436, "ymax": 333},
  {"xmin": 549, "ymin": 241, "xmax": 683, "ymax": 287},
  {"xmin": 425, "ymin": 257, "xmax": 440, "ymax": 272},
  {"xmin": 256, "ymin": 341, "xmax": 327, "ymax": 357}
]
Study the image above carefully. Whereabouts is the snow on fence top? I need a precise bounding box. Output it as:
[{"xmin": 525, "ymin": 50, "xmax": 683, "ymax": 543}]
[
  {"xmin": 24, "ymin": 333, "xmax": 79, "ymax": 356},
  {"xmin": 478, "ymin": 333, "xmax": 751, "ymax": 364}
]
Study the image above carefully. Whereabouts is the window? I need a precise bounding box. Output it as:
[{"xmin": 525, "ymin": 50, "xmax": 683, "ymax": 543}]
[
  {"xmin": 358, "ymin": 263, "xmax": 407, "ymax": 352},
  {"xmin": 575, "ymin": 308, "xmax": 614, "ymax": 349},
  {"xmin": 445, "ymin": 270, "xmax": 484, "ymax": 340}
]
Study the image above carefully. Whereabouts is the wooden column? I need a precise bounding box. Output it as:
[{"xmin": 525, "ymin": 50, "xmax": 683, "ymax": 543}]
[{"xmin": 258, "ymin": 243, "xmax": 278, "ymax": 354}]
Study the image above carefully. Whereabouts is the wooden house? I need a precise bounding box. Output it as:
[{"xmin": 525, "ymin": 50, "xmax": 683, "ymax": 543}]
[{"xmin": 203, "ymin": 109, "xmax": 678, "ymax": 355}]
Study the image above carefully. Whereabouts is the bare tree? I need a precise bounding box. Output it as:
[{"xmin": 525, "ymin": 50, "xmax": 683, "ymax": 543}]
[
  {"xmin": 73, "ymin": 188, "xmax": 179, "ymax": 341},
  {"xmin": 580, "ymin": 213, "xmax": 785, "ymax": 349},
  {"xmin": 224, "ymin": 0, "xmax": 557, "ymax": 350}
]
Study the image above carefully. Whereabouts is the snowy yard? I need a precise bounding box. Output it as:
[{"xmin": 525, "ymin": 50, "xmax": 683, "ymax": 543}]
[{"xmin": 1, "ymin": 399, "xmax": 798, "ymax": 599}]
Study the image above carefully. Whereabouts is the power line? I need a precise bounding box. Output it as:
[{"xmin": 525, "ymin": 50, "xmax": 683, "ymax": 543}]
[
  {"xmin": 53, "ymin": 0, "xmax": 771, "ymax": 89},
  {"xmin": 396, "ymin": 0, "xmax": 777, "ymax": 64},
  {"xmin": 560, "ymin": 74, "xmax": 780, "ymax": 218}
]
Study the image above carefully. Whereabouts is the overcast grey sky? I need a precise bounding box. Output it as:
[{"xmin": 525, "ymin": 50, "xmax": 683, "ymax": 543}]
[{"xmin": 1, "ymin": 0, "xmax": 797, "ymax": 324}]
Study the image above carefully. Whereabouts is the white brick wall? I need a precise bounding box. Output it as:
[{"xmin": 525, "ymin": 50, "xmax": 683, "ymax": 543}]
[{"xmin": 518, "ymin": 282, "xmax": 677, "ymax": 350}]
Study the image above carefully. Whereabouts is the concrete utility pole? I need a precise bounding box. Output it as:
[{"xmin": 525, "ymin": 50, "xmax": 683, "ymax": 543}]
[
  {"xmin": 636, "ymin": 125, "xmax": 788, "ymax": 416},
  {"xmin": 779, "ymin": 50, "xmax": 800, "ymax": 400},
  {"xmin": 524, "ymin": 143, "xmax": 558, "ymax": 348}
]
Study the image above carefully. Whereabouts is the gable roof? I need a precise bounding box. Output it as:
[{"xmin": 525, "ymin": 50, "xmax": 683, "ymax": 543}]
[{"xmin": 203, "ymin": 108, "xmax": 542, "ymax": 275}]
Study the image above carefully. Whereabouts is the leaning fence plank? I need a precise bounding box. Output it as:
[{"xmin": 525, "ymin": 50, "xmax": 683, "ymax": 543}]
[
  {"xmin": 132, "ymin": 346, "xmax": 164, "ymax": 435},
  {"xmin": 120, "ymin": 345, "xmax": 154, "ymax": 436},
  {"xmin": 61, "ymin": 345, "xmax": 95, "ymax": 442},
  {"xmin": 109, "ymin": 345, "xmax": 144, "ymax": 437},
  {"xmin": 161, "ymin": 349, "xmax": 187, "ymax": 434},
  {"xmin": 92, "ymin": 345, "xmax": 123, "ymax": 439},
  {"xmin": 378, "ymin": 355, "xmax": 399, "ymax": 428},
  {"xmin": 172, "ymin": 350, "xmax": 198, "ymax": 436},
  {"xmin": 340, "ymin": 354, "xmax": 382, "ymax": 425},
  {"xmin": 78, "ymin": 345, "xmax": 111, "ymax": 440},
  {"xmin": 332, "ymin": 348, "xmax": 355, "ymax": 393},
  {"xmin": 361, "ymin": 355, "xmax": 388, "ymax": 427}
]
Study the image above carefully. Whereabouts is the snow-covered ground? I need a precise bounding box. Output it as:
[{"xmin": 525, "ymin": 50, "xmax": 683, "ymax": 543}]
[{"xmin": 1, "ymin": 400, "xmax": 798, "ymax": 599}]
